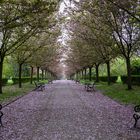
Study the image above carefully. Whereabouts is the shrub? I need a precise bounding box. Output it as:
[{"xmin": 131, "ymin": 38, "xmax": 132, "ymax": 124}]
[
  {"xmin": 12, "ymin": 77, "xmax": 42, "ymax": 84},
  {"xmin": 121, "ymin": 76, "xmax": 127, "ymax": 84},
  {"xmin": 2, "ymin": 78, "xmax": 8, "ymax": 86},
  {"xmin": 99, "ymin": 76, "xmax": 118, "ymax": 83},
  {"xmin": 99, "ymin": 76, "xmax": 107, "ymax": 82},
  {"xmin": 12, "ymin": 77, "xmax": 30, "ymax": 84},
  {"xmin": 12, "ymin": 77, "xmax": 19, "ymax": 84},
  {"xmin": 81, "ymin": 76, "xmax": 96, "ymax": 80},
  {"xmin": 110, "ymin": 76, "xmax": 118, "ymax": 83},
  {"xmin": 80, "ymin": 76, "xmax": 117, "ymax": 83},
  {"xmin": 121, "ymin": 75, "xmax": 140, "ymax": 85},
  {"xmin": 21, "ymin": 77, "xmax": 31, "ymax": 83}
]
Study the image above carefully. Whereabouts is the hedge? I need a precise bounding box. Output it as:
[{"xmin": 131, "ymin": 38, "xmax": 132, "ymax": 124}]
[
  {"xmin": 81, "ymin": 76, "xmax": 96, "ymax": 80},
  {"xmin": 12, "ymin": 77, "xmax": 38, "ymax": 84},
  {"xmin": 80, "ymin": 76, "xmax": 118, "ymax": 83},
  {"xmin": 121, "ymin": 76, "xmax": 127, "ymax": 84},
  {"xmin": 99, "ymin": 76, "xmax": 118, "ymax": 83},
  {"xmin": 2, "ymin": 78, "xmax": 8, "ymax": 86},
  {"xmin": 121, "ymin": 75, "xmax": 140, "ymax": 85}
]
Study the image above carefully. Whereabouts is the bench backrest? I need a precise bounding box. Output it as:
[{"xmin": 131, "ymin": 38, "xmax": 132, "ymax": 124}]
[
  {"xmin": 134, "ymin": 105, "xmax": 140, "ymax": 112},
  {"xmin": 0, "ymin": 104, "xmax": 2, "ymax": 110}
]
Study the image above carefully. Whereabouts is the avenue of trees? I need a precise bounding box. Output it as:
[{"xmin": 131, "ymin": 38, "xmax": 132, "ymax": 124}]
[
  {"xmin": 65, "ymin": 0, "xmax": 140, "ymax": 90},
  {"xmin": 0, "ymin": 0, "xmax": 62, "ymax": 94},
  {"xmin": 1, "ymin": 0, "xmax": 140, "ymax": 94}
]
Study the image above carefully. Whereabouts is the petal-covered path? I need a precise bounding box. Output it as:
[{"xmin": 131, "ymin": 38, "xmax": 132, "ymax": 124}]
[{"xmin": 0, "ymin": 80, "xmax": 140, "ymax": 140}]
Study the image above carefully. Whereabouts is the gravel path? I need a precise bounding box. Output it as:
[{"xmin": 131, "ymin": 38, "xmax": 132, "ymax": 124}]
[{"xmin": 0, "ymin": 80, "xmax": 140, "ymax": 140}]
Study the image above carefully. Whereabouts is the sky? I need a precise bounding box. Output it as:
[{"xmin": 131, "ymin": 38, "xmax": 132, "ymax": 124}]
[
  {"xmin": 58, "ymin": 0, "xmax": 68, "ymax": 78},
  {"xmin": 59, "ymin": 0, "xmax": 80, "ymax": 78},
  {"xmin": 59, "ymin": 0, "xmax": 80, "ymax": 13}
]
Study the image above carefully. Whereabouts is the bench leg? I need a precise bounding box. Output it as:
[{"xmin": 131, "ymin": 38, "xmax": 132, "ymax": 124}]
[
  {"xmin": 86, "ymin": 87, "xmax": 94, "ymax": 92},
  {"xmin": 92, "ymin": 87, "xmax": 95, "ymax": 91},
  {"xmin": 0, "ymin": 112, "xmax": 3, "ymax": 127},
  {"xmin": 0, "ymin": 119, "xmax": 3, "ymax": 127},
  {"xmin": 133, "ymin": 114, "xmax": 139, "ymax": 128},
  {"xmin": 40, "ymin": 86, "xmax": 43, "ymax": 91},
  {"xmin": 40, "ymin": 85, "xmax": 45, "ymax": 91},
  {"xmin": 87, "ymin": 88, "xmax": 91, "ymax": 92}
]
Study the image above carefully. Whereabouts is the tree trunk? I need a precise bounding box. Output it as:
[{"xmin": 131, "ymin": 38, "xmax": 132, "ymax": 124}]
[
  {"xmin": 37, "ymin": 67, "xmax": 40, "ymax": 82},
  {"xmin": 19, "ymin": 63, "xmax": 22, "ymax": 88},
  {"xmin": 84, "ymin": 68, "xmax": 87, "ymax": 80},
  {"xmin": 82, "ymin": 70, "xmax": 84, "ymax": 79},
  {"xmin": 74, "ymin": 73, "xmax": 76, "ymax": 80},
  {"xmin": 42, "ymin": 69, "xmax": 44, "ymax": 80},
  {"xmin": 106, "ymin": 61, "xmax": 111, "ymax": 85},
  {"xmin": 76, "ymin": 72, "xmax": 78, "ymax": 80},
  {"xmin": 0, "ymin": 57, "xmax": 4, "ymax": 94},
  {"xmin": 50, "ymin": 73, "xmax": 52, "ymax": 80},
  {"xmin": 48, "ymin": 72, "xmax": 50, "ymax": 80},
  {"xmin": 126, "ymin": 57, "xmax": 132, "ymax": 90},
  {"xmin": 30, "ymin": 66, "xmax": 33, "ymax": 84},
  {"xmin": 78, "ymin": 71, "xmax": 80, "ymax": 79},
  {"xmin": 79, "ymin": 71, "xmax": 81, "ymax": 79},
  {"xmin": 45, "ymin": 70, "xmax": 47, "ymax": 80},
  {"xmin": 46, "ymin": 70, "xmax": 49, "ymax": 80},
  {"xmin": 89, "ymin": 67, "xmax": 92, "ymax": 81},
  {"xmin": 95, "ymin": 64, "xmax": 99, "ymax": 82}
]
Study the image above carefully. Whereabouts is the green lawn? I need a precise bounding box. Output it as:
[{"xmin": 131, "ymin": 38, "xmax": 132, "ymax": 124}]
[
  {"xmin": 0, "ymin": 82, "xmax": 35, "ymax": 103},
  {"xmin": 96, "ymin": 82, "xmax": 140, "ymax": 105},
  {"xmin": 79, "ymin": 79, "xmax": 140, "ymax": 105}
]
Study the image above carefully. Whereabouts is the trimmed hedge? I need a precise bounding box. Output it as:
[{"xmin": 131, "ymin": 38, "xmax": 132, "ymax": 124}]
[
  {"xmin": 121, "ymin": 75, "xmax": 140, "ymax": 85},
  {"xmin": 80, "ymin": 76, "xmax": 118, "ymax": 83},
  {"xmin": 99, "ymin": 76, "xmax": 118, "ymax": 83},
  {"xmin": 82, "ymin": 76, "xmax": 96, "ymax": 80},
  {"xmin": 121, "ymin": 76, "xmax": 127, "ymax": 84},
  {"xmin": 12, "ymin": 77, "xmax": 37, "ymax": 84},
  {"xmin": 2, "ymin": 78, "xmax": 8, "ymax": 86}
]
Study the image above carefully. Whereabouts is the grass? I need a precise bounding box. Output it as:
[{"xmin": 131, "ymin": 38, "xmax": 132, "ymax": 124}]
[
  {"xmin": 39, "ymin": 79, "xmax": 48, "ymax": 84},
  {"xmin": 0, "ymin": 82, "xmax": 35, "ymax": 103},
  {"xmin": 80, "ymin": 79, "xmax": 96, "ymax": 84},
  {"xmin": 79, "ymin": 79, "xmax": 140, "ymax": 105},
  {"xmin": 3, "ymin": 78, "xmax": 139, "ymax": 106},
  {"xmin": 96, "ymin": 82, "xmax": 140, "ymax": 105}
]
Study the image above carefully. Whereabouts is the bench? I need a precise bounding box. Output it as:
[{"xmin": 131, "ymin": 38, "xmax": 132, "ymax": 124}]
[
  {"xmin": 133, "ymin": 105, "xmax": 140, "ymax": 128},
  {"xmin": 0, "ymin": 104, "xmax": 3, "ymax": 127},
  {"xmin": 75, "ymin": 80, "xmax": 80, "ymax": 83},
  {"xmin": 34, "ymin": 81, "xmax": 45, "ymax": 91},
  {"xmin": 85, "ymin": 82, "xmax": 96, "ymax": 92},
  {"xmin": 48, "ymin": 80, "xmax": 53, "ymax": 84}
]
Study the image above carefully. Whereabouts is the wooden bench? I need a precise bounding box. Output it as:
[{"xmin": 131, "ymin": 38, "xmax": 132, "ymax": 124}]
[
  {"xmin": 34, "ymin": 81, "xmax": 45, "ymax": 91},
  {"xmin": 85, "ymin": 82, "xmax": 96, "ymax": 92},
  {"xmin": 133, "ymin": 105, "xmax": 140, "ymax": 128},
  {"xmin": 0, "ymin": 104, "xmax": 3, "ymax": 127}
]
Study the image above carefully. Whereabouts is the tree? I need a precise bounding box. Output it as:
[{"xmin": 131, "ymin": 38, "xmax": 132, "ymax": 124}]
[
  {"xmin": 102, "ymin": 1, "xmax": 140, "ymax": 89},
  {"xmin": 0, "ymin": 0, "xmax": 60, "ymax": 93},
  {"xmin": 65, "ymin": 4, "xmax": 118, "ymax": 84},
  {"xmin": 68, "ymin": 0, "xmax": 140, "ymax": 88},
  {"xmin": 106, "ymin": 0, "xmax": 140, "ymax": 23},
  {"xmin": 11, "ymin": 34, "xmax": 48, "ymax": 88}
]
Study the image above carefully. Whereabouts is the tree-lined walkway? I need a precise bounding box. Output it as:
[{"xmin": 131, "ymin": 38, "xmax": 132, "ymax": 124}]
[{"xmin": 0, "ymin": 80, "xmax": 140, "ymax": 140}]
